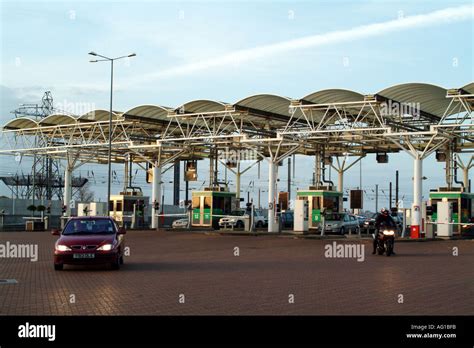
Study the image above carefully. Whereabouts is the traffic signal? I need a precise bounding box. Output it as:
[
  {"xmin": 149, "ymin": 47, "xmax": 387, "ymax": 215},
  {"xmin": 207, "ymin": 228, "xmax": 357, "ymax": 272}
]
[
  {"xmin": 426, "ymin": 205, "xmax": 434, "ymax": 216},
  {"xmin": 376, "ymin": 153, "xmax": 388, "ymax": 163}
]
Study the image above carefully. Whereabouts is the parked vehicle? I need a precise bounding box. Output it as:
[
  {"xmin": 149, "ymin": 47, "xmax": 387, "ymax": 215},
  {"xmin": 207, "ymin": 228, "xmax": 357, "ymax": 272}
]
[
  {"xmin": 52, "ymin": 216, "xmax": 126, "ymax": 270},
  {"xmin": 323, "ymin": 212, "xmax": 360, "ymax": 235},
  {"xmin": 218, "ymin": 210, "xmax": 267, "ymax": 229},
  {"xmin": 172, "ymin": 218, "xmax": 189, "ymax": 229},
  {"xmin": 356, "ymin": 215, "xmax": 367, "ymax": 228},
  {"xmin": 363, "ymin": 213, "xmax": 378, "ymax": 233},
  {"xmin": 254, "ymin": 210, "xmax": 267, "ymax": 228}
]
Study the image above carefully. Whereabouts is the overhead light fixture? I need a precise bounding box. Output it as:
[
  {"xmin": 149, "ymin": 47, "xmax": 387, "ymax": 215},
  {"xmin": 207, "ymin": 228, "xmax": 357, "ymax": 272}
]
[
  {"xmin": 436, "ymin": 150, "xmax": 446, "ymax": 162},
  {"xmin": 376, "ymin": 153, "xmax": 388, "ymax": 163}
]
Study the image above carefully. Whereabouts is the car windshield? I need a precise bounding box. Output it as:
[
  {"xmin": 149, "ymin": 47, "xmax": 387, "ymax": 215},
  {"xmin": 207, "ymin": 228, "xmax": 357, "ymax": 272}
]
[
  {"xmin": 63, "ymin": 219, "xmax": 115, "ymax": 235},
  {"xmin": 325, "ymin": 213, "xmax": 344, "ymax": 221},
  {"xmin": 230, "ymin": 211, "xmax": 245, "ymax": 216}
]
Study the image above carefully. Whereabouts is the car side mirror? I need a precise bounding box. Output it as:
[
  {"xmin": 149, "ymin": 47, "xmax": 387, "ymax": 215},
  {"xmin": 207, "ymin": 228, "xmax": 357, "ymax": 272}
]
[
  {"xmin": 51, "ymin": 229, "xmax": 60, "ymax": 236},
  {"xmin": 118, "ymin": 227, "xmax": 126, "ymax": 235}
]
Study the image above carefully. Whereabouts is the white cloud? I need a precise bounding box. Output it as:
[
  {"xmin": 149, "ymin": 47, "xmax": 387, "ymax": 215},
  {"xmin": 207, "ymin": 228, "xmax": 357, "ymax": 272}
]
[{"xmin": 127, "ymin": 4, "xmax": 473, "ymax": 85}]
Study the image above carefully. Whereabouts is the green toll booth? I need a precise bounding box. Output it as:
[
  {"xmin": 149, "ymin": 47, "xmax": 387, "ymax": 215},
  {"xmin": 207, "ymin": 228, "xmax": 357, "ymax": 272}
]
[
  {"xmin": 296, "ymin": 189, "xmax": 343, "ymax": 230},
  {"xmin": 191, "ymin": 190, "xmax": 237, "ymax": 229},
  {"xmin": 429, "ymin": 190, "xmax": 474, "ymax": 233}
]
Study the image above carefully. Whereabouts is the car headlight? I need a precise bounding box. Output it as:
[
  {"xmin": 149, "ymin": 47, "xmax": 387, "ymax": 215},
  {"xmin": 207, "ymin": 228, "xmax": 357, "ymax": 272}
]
[
  {"xmin": 382, "ymin": 230, "xmax": 395, "ymax": 236},
  {"xmin": 56, "ymin": 244, "xmax": 71, "ymax": 252},
  {"xmin": 364, "ymin": 221, "xmax": 369, "ymax": 225},
  {"xmin": 97, "ymin": 244, "xmax": 114, "ymax": 251}
]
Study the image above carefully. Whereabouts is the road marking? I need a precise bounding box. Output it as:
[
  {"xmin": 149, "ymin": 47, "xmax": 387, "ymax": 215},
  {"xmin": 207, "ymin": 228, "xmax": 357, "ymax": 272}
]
[{"xmin": 0, "ymin": 279, "xmax": 18, "ymax": 284}]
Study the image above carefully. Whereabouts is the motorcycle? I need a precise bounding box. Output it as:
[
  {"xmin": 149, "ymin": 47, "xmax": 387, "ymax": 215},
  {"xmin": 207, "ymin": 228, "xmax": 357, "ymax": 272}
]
[{"xmin": 373, "ymin": 222, "xmax": 395, "ymax": 256}]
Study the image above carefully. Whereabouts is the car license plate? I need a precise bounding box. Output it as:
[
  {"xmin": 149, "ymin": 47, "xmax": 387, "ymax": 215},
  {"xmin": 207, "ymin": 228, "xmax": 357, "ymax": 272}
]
[{"xmin": 73, "ymin": 253, "xmax": 95, "ymax": 259}]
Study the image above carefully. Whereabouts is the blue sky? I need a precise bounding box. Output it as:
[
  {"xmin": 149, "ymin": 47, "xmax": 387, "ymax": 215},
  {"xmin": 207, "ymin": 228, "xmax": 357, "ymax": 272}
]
[{"xmin": 0, "ymin": 0, "xmax": 473, "ymax": 210}]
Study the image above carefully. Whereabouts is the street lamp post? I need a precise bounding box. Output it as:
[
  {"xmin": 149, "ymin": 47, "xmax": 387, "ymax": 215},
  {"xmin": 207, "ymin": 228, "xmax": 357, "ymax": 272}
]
[{"xmin": 88, "ymin": 51, "xmax": 136, "ymax": 215}]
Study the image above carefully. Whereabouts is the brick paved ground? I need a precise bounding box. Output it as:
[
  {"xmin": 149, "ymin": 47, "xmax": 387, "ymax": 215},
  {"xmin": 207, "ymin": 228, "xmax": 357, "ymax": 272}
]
[{"xmin": 0, "ymin": 230, "xmax": 473, "ymax": 315}]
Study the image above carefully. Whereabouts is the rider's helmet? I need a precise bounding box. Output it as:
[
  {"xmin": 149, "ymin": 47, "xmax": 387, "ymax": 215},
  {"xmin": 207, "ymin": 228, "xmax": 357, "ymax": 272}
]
[{"xmin": 381, "ymin": 207, "xmax": 389, "ymax": 216}]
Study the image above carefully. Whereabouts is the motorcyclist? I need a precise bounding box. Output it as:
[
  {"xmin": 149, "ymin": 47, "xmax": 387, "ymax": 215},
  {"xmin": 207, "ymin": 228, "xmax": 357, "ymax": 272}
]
[{"xmin": 372, "ymin": 208, "xmax": 396, "ymax": 255}]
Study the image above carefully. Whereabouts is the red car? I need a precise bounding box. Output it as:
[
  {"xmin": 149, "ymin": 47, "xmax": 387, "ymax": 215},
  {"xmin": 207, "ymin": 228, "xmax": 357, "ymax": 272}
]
[{"xmin": 52, "ymin": 216, "xmax": 126, "ymax": 270}]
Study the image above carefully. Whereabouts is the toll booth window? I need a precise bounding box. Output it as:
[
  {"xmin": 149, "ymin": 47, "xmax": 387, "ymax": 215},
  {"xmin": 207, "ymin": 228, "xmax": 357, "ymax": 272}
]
[
  {"xmin": 116, "ymin": 201, "xmax": 123, "ymax": 211},
  {"xmin": 192, "ymin": 197, "xmax": 200, "ymax": 209},
  {"xmin": 452, "ymin": 201, "xmax": 459, "ymax": 214},
  {"xmin": 124, "ymin": 200, "xmax": 134, "ymax": 212},
  {"xmin": 213, "ymin": 196, "xmax": 224, "ymax": 210},
  {"xmin": 108, "ymin": 201, "xmax": 114, "ymax": 212},
  {"xmin": 323, "ymin": 196, "xmax": 337, "ymax": 210},
  {"xmin": 224, "ymin": 197, "xmax": 232, "ymax": 214},
  {"xmin": 312, "ymin": 197, "xmax": 321, "ymax": 209},
  {"xmin": 461, "ymin": 198, "xmax": 470, "ymax": 220},
  {"xmin": 204, "ymin": 197, "xmax": 212, "ymax": 209}
]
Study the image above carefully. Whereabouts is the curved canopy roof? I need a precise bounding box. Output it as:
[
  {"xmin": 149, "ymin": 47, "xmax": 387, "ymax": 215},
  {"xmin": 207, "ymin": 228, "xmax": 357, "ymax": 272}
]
[
  {"xmin": 376, "ymin": 83, "xmax": 450, "ymax": 118},
  {"xmin": 461, "ymin": 82, "xmax": 474, "ymax": 94},
  {"xmin": 39, "ymin": 114, "xmax": 77, "ymax": 127},
  {"xmin": 2, "ymin": 82, "xmax": 471, "ymax": 131},
  {"xmin": 78, "ymin": 110, "xmax": 120, "ymax": 122},
  {"xmin": 235, "ymin": 94, "xmax": 293, "ymax": 119},
  {"xmin": 302, "ymin": 89, "xmax": 364, "ymax": 104},
  {"xmin": 3, "ymin": 117, "xmax": 38, "ymax": 130},
  {"xmin": 176, "ymin": 100, "xmax": 229, "ymax": 114},
  {"xmin": 122, "ymin": 104, "xmax": 172, "ymax": 121}
]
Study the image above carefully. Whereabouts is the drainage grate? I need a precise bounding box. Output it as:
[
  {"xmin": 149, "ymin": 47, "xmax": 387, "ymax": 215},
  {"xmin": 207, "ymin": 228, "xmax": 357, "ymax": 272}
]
[{"xmin": 0, "ymin": 279, "xmax": 18, "ymax": 284}]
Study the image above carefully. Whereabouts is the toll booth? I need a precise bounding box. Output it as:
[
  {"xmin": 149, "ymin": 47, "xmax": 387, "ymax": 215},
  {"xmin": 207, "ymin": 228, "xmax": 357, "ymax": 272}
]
[
  {"xmin": 429, "ymin": 189, "xmax": 474, "ymax": 234},
  {"xmin": 191, "ymin": 189, "xmax": 237, "ymax": 229},
  {"xmin": 109, "ymin": 187, "xmax": 149, "ymax": 228},
  {"xmin": 296, "ymin": 188, "xmax": 342, "ymax": 230}
]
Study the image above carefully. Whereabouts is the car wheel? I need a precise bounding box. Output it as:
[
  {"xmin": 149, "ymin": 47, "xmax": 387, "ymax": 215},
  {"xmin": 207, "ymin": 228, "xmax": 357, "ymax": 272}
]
[
  {"xmin": 340, "ymin": 227, "xmax": 345, "ymax": 235},
  {"xmin": 54, "ymin": 263, "xmax": 63, "ymax": 271},
  {"xmin": 236, "ymin": 221, "xmax": 244, "ymax": 229},
  {"xmin": 119, "ymin": 255, "xmax": 124, "ymax": 265},
  {"xmin": 256, "ymin": 221, "xmax": 263, "ymax": 228}
]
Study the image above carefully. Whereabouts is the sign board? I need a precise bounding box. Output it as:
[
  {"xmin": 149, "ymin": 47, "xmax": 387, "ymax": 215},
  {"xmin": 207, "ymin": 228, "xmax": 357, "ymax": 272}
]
[{"xmin": 350, "ymin": 190, "xmax": 363, "ymax": 209}]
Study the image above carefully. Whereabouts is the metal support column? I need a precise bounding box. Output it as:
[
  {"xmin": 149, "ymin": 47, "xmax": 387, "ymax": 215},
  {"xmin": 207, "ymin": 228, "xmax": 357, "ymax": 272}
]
[
  {"xmin": 412, "ymin": 156, "xmax": 423, "ymax": 237},
  {"xmin": 236, "ymin": 161, "xmax": 241, "ymax": 202},
  {"xmin": 463, "ymin": 167, "xmax": 469, "ymax": 191},
  {"xmin": 338, "ymin": 169, "xmax": 343, "ymax": 211},
  {"xmin": 64, "ymin": 165, "xmax": 72, "ymax": 217},
  {"xmin": 173, "ymin": 160, "xmax": 180, "ymax": 206},
  {"xmin": 268, "ymin": 161, "xmax": 278, "ymax": 232},
  {"xmin": 151, "ymin": 163, "xmax": 162, "ymax": 229}
]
